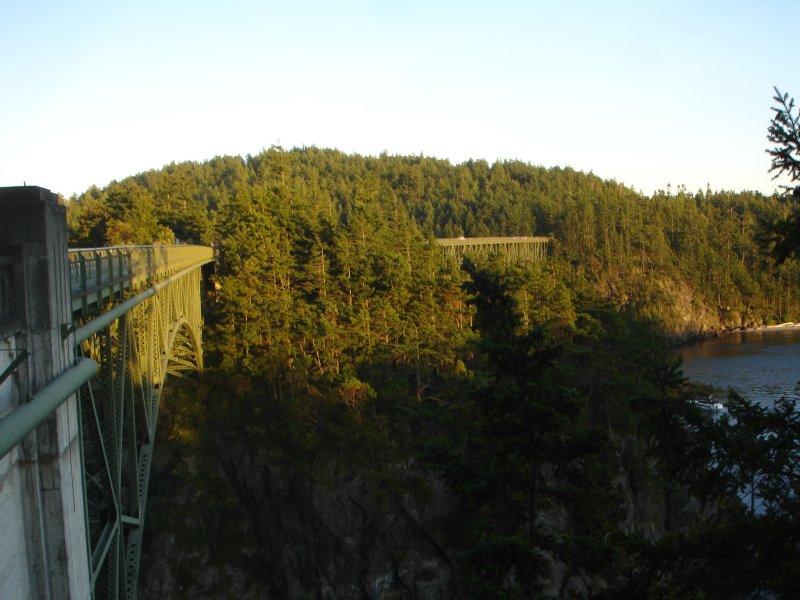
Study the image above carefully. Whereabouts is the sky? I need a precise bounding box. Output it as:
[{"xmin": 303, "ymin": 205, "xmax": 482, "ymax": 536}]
[{"xmin": 1, "ymin": 0, "xmax": 798, "ymax": 197}]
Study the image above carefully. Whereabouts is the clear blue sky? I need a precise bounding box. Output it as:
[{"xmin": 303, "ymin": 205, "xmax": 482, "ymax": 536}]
[{"xmin": 2, "ymin": 0, "xmax": 798, "ymax": 197}]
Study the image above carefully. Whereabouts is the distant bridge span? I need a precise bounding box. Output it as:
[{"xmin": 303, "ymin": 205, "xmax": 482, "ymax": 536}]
[
  {"xmin": 0, "ymin": 186, "xmax": 212, "ymax": 599},
  {"xmin": 436, "ymin": 236, "xmax": 550, "ymax": 260}
]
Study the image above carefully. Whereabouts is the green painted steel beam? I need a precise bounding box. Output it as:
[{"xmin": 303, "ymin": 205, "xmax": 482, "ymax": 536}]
[
  {"xmin": 0, "ymin": 357, "xmax": 99, "ymax": 458},
  {"xmin": 121, "ymin": 514, "xmax": 140, "ymax": 527}
]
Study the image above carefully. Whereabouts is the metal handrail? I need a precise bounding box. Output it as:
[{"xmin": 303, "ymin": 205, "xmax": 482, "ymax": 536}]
[
  {"xmin": 68, "ymin": 244, "xmax": 213, "ymax": 315},
  {"xmin": 0, "ymin": 358, "xmax": 99, "ymax": 458}
]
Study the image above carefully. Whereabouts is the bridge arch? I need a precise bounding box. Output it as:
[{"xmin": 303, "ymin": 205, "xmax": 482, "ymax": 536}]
[{"xmin": 163, "ymin": 317, "xmax": 204, "ymax": 380}]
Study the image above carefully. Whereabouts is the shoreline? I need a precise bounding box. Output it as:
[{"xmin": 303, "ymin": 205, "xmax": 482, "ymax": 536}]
[
  {"xmin": 752, "ymin": 322, "xmax": 800, "ymax": 331},
  {"xmin": 671, "ymin": 322, "xmax": 800, "ymax": 348}
]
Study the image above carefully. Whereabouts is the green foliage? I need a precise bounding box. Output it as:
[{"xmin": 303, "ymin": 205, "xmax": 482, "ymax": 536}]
[
  {"xmin": 67, "ymin": 147, "xmax": 800, "ymax": 332},
  {"xmin": 410, "ymin": 262, "xmax": 712, "ymax": 596},
  {"xmin": 610, "ymin": 391, "xmax": 800, "ymax": 598},
  {"xmin": 764, "ymin": 88, "xmax": 800, "ymax": 265},
  {"xmin": 767, "ymin": 87, "xmax": 800, "ymax": 188}
]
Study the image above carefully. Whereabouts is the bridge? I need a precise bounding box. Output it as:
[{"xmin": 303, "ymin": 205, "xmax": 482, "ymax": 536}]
[
  {"xmin": 0, "ymin": 187, "xmax": 212, "ymax": 599},
  {"xmin": 436, "ymin": 236, "xmax": 550, "ymax": 260}
]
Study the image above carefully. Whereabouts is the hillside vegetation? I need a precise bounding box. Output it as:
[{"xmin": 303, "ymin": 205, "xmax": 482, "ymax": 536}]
[
  {"xmin": 66, "ymin": 148, "xmax": 800, "ymax": 598},
  {"xmin": 68, "ymin": 147, "xmax": 800, "ymax": 338}
]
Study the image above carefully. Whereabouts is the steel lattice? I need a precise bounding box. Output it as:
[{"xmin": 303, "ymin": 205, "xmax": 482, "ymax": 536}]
[{"xmin": 75, "ymin": 266, "xmax": 204, "ymax": 599}]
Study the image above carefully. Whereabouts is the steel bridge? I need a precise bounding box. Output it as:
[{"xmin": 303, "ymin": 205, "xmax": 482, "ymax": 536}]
[
  {"xmin": 0, "ymin": 187, "xmax": 212, "ymax": 599},
  {"xmin": 436, "ymin": 236, "xmax": 550, "ymax": 260}
]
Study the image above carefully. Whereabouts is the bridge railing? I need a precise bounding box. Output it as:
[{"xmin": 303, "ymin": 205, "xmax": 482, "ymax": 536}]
[{"xmin": 68, "ymin": 244, "xmax": 213, "ymax": 315}]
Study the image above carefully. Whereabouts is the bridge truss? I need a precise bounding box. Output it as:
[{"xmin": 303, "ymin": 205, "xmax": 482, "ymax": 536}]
[
  {"xmin": 69, "ymin": 247, "xmax": 209, "ymax": 599},
  {"xmin": 436, "ymin": 236, "xmax": 550, "ymax": 260}
]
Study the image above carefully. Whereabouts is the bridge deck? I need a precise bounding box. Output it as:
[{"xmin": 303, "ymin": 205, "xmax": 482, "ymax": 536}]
[{"xmin": 68, "ymin": 245, "xmax": 213, "ymax": 316}]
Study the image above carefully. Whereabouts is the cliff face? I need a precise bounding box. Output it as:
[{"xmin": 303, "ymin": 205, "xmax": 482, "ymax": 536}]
[
  {"xmin": 651, "ymin": 277, "xmax": 763, "ymax": 343},
  {"xmin": 141, "ymin": 459, "xmax": 456, "ymax": 599},
  {"xmin": 594, "ymin": 268, "xmax": 770, "ymax": 343},
  {"xmin": 230, "ymin": 465, "xmax": 455, "ymax": 599},
  {"xmin": 140, "ymin": 444, "xmax": 689, "ymax": 599}
]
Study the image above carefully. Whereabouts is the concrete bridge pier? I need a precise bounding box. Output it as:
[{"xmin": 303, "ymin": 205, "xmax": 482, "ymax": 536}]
[{"xmin": 0, "ymin": 187, "xmax": 89, "ymax": 599}]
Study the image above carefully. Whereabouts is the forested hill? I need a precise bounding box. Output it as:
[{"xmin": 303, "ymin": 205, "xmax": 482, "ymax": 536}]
[
  {"xmin": 68, "ymin": 147, "xmax": 799, "ymax": 337},
  {"xmin": 65, "ymin": 148, "xmax": 800, "ymax": 597}
]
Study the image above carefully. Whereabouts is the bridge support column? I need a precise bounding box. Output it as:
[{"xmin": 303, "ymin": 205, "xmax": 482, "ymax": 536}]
[{"xmin": 0, "ymin": 187, "xmax": 89, "ymax": 599}]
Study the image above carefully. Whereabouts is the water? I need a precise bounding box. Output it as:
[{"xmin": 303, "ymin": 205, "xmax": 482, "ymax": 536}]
[{"xmin": 678, "ymin": 328, "xmax": 800, "ymax": 406}]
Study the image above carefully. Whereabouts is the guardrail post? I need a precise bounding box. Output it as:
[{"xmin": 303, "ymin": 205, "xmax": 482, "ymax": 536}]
[
  {"xmin": 78, "ymin": 254, "xmax": 88, "ymax": 315},
  {"xmin": 0, "ymin": 186, "xmax": 90, "ymax": 599},
  {"xmin": 94, "ymin": 251, "xmax": 102, "ymax": 307},
  {"xmin": 117, "ymin": 251, "xmax": 124, "ymax": 295},
  {"xmin": 107, "ymin": 250, "xmax": 115, "ymax": 302},
  {"xmin": 125, "ymin": 249, "xmax": 133, "ymax": 290}
]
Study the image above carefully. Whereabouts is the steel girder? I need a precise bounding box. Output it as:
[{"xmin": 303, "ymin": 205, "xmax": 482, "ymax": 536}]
[{"xmin": 75, "ymin": 266, "xmax": 204, "ymax": 599}]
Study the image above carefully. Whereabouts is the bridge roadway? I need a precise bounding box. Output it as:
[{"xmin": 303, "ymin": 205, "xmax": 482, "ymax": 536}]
[{"xmin": 0, "ymin": 186, "xmax": 212, "ymax": 599}]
